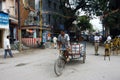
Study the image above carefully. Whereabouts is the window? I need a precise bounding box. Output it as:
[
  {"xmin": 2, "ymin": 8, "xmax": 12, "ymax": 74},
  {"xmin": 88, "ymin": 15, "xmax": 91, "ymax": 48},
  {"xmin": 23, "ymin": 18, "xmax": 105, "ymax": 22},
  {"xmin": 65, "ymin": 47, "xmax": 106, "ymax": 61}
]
[
  {"xmin": 59, "ymin": 5, "xmax": 62, "ymax": 9},
  {"xmin": 35, "ymin": 0, "xmax": 40, "ymax": 10},
  {"xmin": 59, "ymin": 17, "xmax": 62, "ymax": 24},
  {"xmin": 0, "ymin": 1, "xmax": 2, "ymax": 11},
  {"xmin": 48, "ymin": 0, "xmax": 51, "ymax": 8},
  {"xmin": 54, "ymin": 3, "xmax": 57, "ymax": 10},
  {"xmin": 48, "ymin": 14, "xmax": 51, "ymax": 24},
  {"xmin": 54, "ymin": 18, "xmax": 57, "ymax": 25},
  {"xmin": 15, "ymin": 0, "xmax": 18, "ymax": 16},
  {"xmin": 28, "ymin": 0, "xmax": 35, "ymax": 9}
]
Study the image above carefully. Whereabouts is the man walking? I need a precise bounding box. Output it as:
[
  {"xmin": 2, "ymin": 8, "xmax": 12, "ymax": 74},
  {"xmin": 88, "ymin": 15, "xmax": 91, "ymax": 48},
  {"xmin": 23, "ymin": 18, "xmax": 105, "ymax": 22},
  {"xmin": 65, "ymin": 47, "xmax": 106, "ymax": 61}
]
[
  {"xmin": 94, "ymin": 33, "xmax": 100, "ymax": 55},
  {"xmin": 53, "ymin": 36, "xmax": 57, "ymax": 49},
  {"xmin": 4, "ymin": 35, "xmax": 13, "ymax": 58}
]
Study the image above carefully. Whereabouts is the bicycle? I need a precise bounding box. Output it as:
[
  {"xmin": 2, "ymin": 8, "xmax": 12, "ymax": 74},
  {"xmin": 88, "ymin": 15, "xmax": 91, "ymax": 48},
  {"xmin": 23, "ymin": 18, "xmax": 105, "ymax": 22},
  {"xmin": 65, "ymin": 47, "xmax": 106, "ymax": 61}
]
[{"xmin": 11, "ymin": 41, "xmax": 19, "ymax": 50}]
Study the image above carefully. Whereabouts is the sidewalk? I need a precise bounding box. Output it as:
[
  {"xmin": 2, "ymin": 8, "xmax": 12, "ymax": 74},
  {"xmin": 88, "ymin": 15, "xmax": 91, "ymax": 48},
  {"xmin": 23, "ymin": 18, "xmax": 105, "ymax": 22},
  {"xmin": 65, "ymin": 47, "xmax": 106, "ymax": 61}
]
[{"xmin": 0, "ymin": 49, "xmax": 19, "ymax": 56}]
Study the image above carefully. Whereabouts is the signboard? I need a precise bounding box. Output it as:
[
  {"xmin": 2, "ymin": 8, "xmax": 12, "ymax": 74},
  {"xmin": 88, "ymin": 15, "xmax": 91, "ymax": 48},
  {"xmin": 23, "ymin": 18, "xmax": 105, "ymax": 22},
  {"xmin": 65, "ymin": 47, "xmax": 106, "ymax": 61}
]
[{"xmin": 0, "ymin": 12, "xmax": 9, "ymax": 29}]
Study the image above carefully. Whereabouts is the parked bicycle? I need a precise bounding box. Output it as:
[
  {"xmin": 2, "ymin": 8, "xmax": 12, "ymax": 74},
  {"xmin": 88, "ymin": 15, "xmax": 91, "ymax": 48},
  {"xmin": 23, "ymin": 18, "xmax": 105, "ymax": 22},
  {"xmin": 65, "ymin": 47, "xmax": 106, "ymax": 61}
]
[{"xmin": 11, "ymin": 41, "xmax": 20, "ymax": 50}]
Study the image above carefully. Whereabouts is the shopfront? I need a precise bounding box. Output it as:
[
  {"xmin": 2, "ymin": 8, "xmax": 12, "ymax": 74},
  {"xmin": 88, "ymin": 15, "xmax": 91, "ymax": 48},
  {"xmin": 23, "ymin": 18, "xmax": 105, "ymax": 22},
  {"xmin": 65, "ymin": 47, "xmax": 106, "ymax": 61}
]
[
  {"xmin": 0, "ymin": 11, "xmax": 9, "ymax": 48},
  {"xmin": 21, "ymin": 26, "xmax": 51, "ymax": 47},
  {"xmin": 9, "ymin": 18, "xmax": 18, "ymax": 44}
]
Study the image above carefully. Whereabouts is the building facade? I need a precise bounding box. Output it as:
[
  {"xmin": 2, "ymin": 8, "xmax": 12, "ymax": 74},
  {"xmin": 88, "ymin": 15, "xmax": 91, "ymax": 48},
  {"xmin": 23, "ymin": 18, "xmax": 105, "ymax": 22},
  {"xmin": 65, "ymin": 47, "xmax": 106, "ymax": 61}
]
[
  {"xmin": 0, "ymin": 11, "xmax": 9, "ymax": 48},
  {"xmin": 21, "ymin": 0, "xmax": 66, "ymax": 47},
  {"xmin": 42, "ymin": 0, "xmax": 65, "ymax": 30},
  {"xmin": 0, "ymin": 0, "xmax": 18, "ymax": 46},
  {"xmin": 0, "ymin": 0, "xmax": 18, "ymax": 48},
  {"xmin": 0, "ymin": 0, "xmax": 66, "ymax": 48}
]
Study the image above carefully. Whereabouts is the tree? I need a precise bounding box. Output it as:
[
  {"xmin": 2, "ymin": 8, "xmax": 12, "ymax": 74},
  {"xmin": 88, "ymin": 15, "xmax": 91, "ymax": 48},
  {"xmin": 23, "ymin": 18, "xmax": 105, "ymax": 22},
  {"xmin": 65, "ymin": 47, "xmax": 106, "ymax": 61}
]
[
  {"xmin": 60, "ymin": 0, "xmax": 120, "ymax": 35},
  {"xmin": 77, "ymin": 15, "xmax": 93, "ymax": 31},
  {"xmin": 59, "ymin": 0, "xmax": 108, "ymax": 30},
  {"xmin": 59, "ymin": 0, "xmax": 87, "ymax": 29}
]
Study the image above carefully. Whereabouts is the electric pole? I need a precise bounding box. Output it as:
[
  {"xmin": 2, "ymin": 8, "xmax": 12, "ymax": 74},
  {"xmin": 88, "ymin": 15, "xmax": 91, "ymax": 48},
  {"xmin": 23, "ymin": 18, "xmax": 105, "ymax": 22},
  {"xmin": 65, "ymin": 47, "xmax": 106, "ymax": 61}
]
[
  {"xmin": 18, "ymin": 0, "xmax": 22, "ymax": 51},
  {"xmin": 40, "ymin": 0, "xmax": 42, "ymax": 44}
]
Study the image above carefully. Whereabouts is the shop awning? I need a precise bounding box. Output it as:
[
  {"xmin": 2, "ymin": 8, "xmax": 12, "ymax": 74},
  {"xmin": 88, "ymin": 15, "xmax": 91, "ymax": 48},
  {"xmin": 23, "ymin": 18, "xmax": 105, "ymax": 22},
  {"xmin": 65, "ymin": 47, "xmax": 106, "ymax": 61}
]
[{"xmin": 21, "ymin": 26, "xmax": 51, "ymax": 30}]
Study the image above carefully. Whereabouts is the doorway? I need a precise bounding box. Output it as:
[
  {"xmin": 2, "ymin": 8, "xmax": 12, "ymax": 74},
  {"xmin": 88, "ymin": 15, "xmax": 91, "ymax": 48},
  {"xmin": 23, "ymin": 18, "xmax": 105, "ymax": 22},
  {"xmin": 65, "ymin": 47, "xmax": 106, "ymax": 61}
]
[{"xmin": 0, "ymin": 30, "xmax": 3, "ymax": 48}]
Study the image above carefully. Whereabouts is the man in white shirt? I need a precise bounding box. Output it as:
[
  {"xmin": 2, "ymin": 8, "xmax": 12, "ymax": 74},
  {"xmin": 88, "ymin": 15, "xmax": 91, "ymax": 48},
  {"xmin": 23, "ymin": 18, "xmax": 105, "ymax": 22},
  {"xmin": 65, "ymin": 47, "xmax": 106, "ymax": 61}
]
[
  {"xmin": 106, "ymin": 34, "xmax": 112, "ymax": 43},
  {"xmin": 94, "ymin": 33, "xmax": 100, "ymax": 55},
  {"xmin": 4, "ymin": 35, "xmax": 13, "ymax": 58},
  {"xmin": 53, "ymin": 36, "xmax": 57, "ymax": 49}
]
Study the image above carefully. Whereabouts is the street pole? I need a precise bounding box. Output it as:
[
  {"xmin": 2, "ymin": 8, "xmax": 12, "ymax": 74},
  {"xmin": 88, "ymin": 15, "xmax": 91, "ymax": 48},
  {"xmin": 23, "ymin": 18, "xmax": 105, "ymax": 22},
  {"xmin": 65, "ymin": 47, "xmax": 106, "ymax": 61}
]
[
  {"xmin": 18, "ymin": 0, "xmax": 22, "ymax": 51},
  {"xmin": 40, "ymin": 0, "xmax": 42, "ymax": 44}
]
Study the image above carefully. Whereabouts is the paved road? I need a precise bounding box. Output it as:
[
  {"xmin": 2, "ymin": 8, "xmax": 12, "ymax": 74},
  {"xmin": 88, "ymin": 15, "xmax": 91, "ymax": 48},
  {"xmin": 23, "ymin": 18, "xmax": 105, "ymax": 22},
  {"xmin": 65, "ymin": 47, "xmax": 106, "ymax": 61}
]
[{"xmin": 0, "ymin": 43, "xmax": 120, "ymax": 80}]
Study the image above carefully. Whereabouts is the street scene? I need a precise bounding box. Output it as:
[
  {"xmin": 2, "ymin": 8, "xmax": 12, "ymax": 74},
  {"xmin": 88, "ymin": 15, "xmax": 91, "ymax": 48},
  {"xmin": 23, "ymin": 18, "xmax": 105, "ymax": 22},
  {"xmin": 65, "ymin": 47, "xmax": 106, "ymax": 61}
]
[
  {"xmin": 0, "ymin": 0, "xmax": 120, "ymax": 80},
  {"xmin": 0, "ymin": 43, "xmax": 120, "ymax": 80}
]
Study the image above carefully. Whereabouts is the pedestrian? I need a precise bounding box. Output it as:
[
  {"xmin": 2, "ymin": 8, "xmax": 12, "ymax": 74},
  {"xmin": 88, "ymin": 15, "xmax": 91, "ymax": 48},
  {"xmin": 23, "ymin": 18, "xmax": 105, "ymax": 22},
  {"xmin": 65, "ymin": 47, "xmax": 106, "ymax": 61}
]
[
  {"xmin": 4, "ymin": 35, "xmax": 13, "ymax": 58},
  {"xmin": 104, "ymin": 34, "xmax": 112, "ymax": 55},
  {"xmin": 94, "ymin": 33, "xmax": 100, "ymax": 55},
  {"xmin": 104, "ymin": 41, "xmax": 111, "ymax": 60},
  {"xmin": 99, "ymin": 35, "xmax": 102, "ymax": 46},
  {"xmin": 106, "ymin": 34, "xmax": 112, "ymax": 43},
  {"xmin": 53, "ymin": 36, "xmax": 57, "ymax": 49}
]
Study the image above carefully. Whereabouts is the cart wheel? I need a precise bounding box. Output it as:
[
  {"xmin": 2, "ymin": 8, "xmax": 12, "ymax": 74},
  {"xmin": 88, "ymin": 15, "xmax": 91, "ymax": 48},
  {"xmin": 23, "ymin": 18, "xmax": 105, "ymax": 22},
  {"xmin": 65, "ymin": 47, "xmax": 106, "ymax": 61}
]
[
  {"xmin": 83, "ymin": 53, "xmax": 86, "ymax": 63},
  {"xmin": 54, "ymin": 58, "xmax": 65, "ymax": 76}
]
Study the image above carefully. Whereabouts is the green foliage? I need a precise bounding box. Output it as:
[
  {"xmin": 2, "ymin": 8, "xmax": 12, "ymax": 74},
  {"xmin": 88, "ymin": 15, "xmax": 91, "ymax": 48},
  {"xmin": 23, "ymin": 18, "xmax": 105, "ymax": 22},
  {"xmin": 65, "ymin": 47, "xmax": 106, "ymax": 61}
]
[
  {"xmin": 59, "ymin": 0, "xmax": 120, "ymax": 30},
  {"xmin": 77, "ymin": 15, "xmax": 93, "ymax": 31},
  {"xmin": 103, "ymin": 11, "xmax": 120, "ymax": 29},
  {"xmin": 59, "ymin": 0, "xmax": 88, "ymax": 29},
  {"xmin": 52, "ymin": 14, "xmax": 58, "ymax": 19}
]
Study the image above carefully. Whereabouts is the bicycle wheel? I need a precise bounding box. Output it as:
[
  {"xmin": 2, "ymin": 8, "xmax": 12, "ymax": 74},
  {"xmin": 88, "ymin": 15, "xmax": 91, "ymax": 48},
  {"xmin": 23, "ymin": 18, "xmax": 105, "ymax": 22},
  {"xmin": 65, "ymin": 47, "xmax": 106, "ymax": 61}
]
[{"xmin": 54, "ymin": 58, "xmax": 65, "ymax": 76}]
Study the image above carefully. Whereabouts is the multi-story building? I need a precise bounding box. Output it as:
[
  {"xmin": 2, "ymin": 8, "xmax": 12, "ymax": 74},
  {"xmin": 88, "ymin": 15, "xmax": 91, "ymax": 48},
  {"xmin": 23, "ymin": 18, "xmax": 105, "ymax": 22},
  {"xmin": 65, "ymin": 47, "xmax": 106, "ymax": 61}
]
[
  {"xmin": 0, "ymin": 0, "xmax": 66, "ymax": 48},
  {"xmin": 0, "ymin": 0, "xmax": 36, "ymax": 48},
  {"xmin": 22, "ymin": 0, "xmax": 65, "ymax": 34},
  {"xmin": 21, "ymin": 0, "xmax": 66, "ymax": 47},
  {"xmin": 42, "ymin": 0, "xmax": 65, "ymax": 30},
  {"xmin": 0, "ymin": 0, "xmax": 18, "ymax": 48},
  {"xmin": 23, "ymin": 0, "xmax": 65, "ymax": 29}
]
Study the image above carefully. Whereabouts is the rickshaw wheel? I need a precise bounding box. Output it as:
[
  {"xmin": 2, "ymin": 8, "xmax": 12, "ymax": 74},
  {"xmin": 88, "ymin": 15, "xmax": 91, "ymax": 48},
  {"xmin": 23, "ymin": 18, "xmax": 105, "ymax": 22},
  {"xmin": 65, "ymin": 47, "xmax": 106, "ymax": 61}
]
[{"xmin": 54, "ymin": 58, "xmax": 65, "ymax": 76}]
